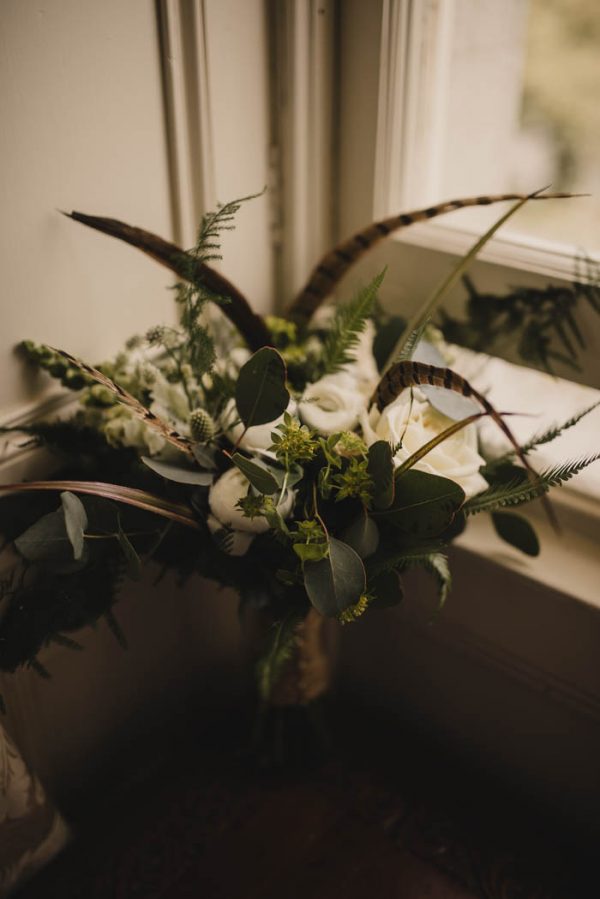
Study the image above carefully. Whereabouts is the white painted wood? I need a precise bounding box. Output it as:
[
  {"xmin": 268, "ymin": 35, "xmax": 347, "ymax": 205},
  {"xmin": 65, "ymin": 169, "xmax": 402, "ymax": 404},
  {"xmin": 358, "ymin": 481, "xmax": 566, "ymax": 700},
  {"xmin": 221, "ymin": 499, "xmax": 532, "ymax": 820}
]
[
  {"xmin": 157, "ymin": 0, "xmax": 217, "ymax": 246},
  {"xmin": 272, "ymin": 0, "xmax": 335, "ymax": 303},
  {"xmin": 0, "ymin": 0, "xmax": 176, "ymax": 419},
  {"xmin": 202, "ymin": 0, "xmax": 274, "ymax": 313}
]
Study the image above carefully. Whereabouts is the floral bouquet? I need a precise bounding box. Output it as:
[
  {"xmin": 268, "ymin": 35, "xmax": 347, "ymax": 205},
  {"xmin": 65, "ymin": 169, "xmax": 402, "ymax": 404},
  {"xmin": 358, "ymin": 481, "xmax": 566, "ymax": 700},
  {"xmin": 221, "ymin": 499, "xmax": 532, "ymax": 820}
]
[{"xmin": 0, "ymin": 190, "xmax": 598, "ymax": 713}]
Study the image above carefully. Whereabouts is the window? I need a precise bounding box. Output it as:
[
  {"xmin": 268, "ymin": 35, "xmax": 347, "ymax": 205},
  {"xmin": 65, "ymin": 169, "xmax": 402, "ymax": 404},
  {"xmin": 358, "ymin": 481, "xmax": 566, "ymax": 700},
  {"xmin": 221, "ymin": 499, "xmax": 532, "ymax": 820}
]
[{"xmin": 336, "ymin": 0, "xmax": 600, "ymax": 521}]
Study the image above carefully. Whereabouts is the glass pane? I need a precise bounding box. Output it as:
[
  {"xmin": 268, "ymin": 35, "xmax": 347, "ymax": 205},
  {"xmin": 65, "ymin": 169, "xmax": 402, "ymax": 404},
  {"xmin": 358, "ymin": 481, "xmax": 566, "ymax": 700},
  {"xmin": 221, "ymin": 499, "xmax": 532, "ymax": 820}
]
[
  {"xmin": 515, "ymin": 0, "xmax": 600, "ymax": 245},
  {"xmin": 432, "ymin": 0, "xmax": 600, "ymax": 254}
]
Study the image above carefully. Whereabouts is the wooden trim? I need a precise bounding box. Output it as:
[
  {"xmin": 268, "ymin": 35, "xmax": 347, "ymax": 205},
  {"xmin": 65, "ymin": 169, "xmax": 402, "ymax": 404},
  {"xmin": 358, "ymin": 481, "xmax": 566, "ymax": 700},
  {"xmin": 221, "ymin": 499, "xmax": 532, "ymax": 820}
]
[
  {"xmin": 270, "ymin": 0, "xmax": 336, "ymax": 305},
  {"xmin": 156, "ymin": 0, "xmax": 216, "ymax": 247}
]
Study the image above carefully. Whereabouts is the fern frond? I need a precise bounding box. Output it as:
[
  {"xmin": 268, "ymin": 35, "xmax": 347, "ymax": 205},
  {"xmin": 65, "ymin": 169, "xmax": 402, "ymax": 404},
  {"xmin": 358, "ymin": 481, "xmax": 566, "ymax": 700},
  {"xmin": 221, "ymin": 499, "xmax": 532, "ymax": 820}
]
[
  {"xmin": 487, "ymin": 401, "xmax": 600, "ymax": 470},
  {"xmin": 466, "ymin": 454, "xmax": 600, "ymax": 515},
  {"xmin": 385, "ymin": 551, "xmax": 451, "ymax": 610},
  {"xmin": 320, "ymin": 270, "xmax": 385, "ymax": 376},
  {"xmin": 256, "ymin": 612, "xmax": 303, "ymax": 702}
]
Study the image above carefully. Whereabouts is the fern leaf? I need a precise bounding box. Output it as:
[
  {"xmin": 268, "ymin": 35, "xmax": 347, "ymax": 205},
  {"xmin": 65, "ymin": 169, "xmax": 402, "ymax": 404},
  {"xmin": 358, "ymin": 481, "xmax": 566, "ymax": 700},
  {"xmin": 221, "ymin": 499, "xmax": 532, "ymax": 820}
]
[
  {"xmin": 398, "ymin": 552, "xmax": 450, "ymax": 610},
  {"xmin": 466, "ymin": 453, "xmax": 600, "ymax": 515},
  {"xmin": 321, "ymin": 270, "xmax": 385, "ymax": 375},
  {"xmin": 256, "ymin": 613, "xmax": 303, "ymax": 702},
  {"xmin": 488, "ymin": 401, "xmax": 600, "ymax": 470}
]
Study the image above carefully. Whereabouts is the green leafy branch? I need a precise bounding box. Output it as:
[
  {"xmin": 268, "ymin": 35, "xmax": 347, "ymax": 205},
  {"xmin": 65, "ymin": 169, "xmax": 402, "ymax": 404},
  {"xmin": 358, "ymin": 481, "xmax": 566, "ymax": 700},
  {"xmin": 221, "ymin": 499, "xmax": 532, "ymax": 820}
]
[
  {"xmin": 319, "ymin": 270, "xmax": 385, "ymax": 375},
  {"xmin": 465, "ymin": 454, "xmax": 600, "ymax": 515}
]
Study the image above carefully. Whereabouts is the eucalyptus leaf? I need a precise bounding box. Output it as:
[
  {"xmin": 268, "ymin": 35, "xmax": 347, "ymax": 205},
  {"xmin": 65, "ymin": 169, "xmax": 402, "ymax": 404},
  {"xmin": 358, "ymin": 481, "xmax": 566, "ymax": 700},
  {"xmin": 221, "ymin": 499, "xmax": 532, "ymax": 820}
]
[
  {"xmin": 230, "ymin": 454, "xmax": 279, "ymax": 494},
  {"xmin": 61, "ymin": 491, "xmax": 88, "ymax": 560},
  {"xmin": 142, "ymin": 456, "xmax": 214, "ymax": 485},
  {"xmin": 342, "ymin": 513, "xmax": 379, "ymax": 559},
  {"xmin": 367, "ymin": 441, "xmax": 394, "ymax": 509},
  {"xmin": 304, "ymin": 537, "xmax": 366, "ymax": 617},
  {"xmin": 491, "ymin": 511, "xmax": 540, "ymax": 557},
  {"xmin": 235, "ymin": 347, "xmax": 289, "ymax": 428},
  {"xmin": 15, "ymin": 509, "xmax": 89, "ymax": 572},
  {"xmin": 376, "ymin": 470, "xmax": 465, "ymax": 537},
  {"xmin": 191, "ymin": 444, "xmax": 217, "ymax": 470}
]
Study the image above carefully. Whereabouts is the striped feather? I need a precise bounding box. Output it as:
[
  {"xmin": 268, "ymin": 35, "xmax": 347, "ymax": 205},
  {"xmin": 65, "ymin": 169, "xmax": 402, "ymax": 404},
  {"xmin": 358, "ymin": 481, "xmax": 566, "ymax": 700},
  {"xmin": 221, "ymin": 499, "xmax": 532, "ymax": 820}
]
[
  {"xmin": 375, "ymin": 360, "xmax": 558, "ymax": 529},
  {"xmin": 288, "ymin": 192, "xmax": 576, "ymax": 324},
  {"xmin": 51, "ymin": 347, "xmax": 194, "ymax": 457},
  {"xmin": 64, "ymin": 212, "xmax": 271, "ymax": 352}
]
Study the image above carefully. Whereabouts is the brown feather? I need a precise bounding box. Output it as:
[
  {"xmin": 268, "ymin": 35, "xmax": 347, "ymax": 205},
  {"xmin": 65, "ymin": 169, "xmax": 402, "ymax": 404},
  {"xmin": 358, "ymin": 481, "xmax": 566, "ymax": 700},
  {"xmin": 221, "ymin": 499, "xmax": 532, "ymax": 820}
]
[
  {"xmin": 375, "ymin": 360, "xmax": 559, "ymax": 530},
  {"xmin": 64, "ymin": 211, "xmax": 271, "ymax": 351},
  {"xmin": 51, "ymin": 347, "xmax": 194, "ymax": 457},
  {"xmin": 287, "ymin": 192, "xmax": 578, "ymax": 324}
]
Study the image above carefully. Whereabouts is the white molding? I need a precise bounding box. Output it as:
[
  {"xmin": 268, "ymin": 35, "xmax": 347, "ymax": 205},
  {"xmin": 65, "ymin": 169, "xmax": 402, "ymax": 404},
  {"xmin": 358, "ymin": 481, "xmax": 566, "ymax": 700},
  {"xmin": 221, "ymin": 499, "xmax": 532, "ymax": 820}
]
[
  {"xmin": 156, "ymin": 0, "xmax": 216, "ymax": 247},
  {"xmin": 391, "ymin": 218, "xmax": 600, "ymax": 283},
  {"xmin": 272, "ymin": 0, "xmax": 335, "ymax": 302},
  {"xmin": 374, "ymin": 0, "xmax": 454, "ymax": 218},
  {"xmin": 0, "ymin": 392, "xmax": 77, "ymax": 475},
  {"xmin": 405, "ymin": 594, "xmax": 600, "ymax": 724}
]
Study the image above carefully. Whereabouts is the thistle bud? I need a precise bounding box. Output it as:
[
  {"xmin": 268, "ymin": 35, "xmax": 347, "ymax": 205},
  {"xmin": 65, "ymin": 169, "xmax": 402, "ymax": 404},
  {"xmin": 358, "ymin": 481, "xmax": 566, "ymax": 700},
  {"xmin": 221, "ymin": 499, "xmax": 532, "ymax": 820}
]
[{"xmin": 189, "ymin": 407, "xmax": 215, "ymax": 443}]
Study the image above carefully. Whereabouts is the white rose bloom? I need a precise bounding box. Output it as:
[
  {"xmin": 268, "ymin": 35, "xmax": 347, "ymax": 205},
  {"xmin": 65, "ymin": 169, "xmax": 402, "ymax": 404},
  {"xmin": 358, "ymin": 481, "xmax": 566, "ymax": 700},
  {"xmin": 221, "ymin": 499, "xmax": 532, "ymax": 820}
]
[
  {"xmin": 208, "ymin": 467, "xmax": 295, "ymax": 555},
  {"xmin": 221, "ymin": 398, "xmax": 297, "ymax": 455},
  {"xmin": 299, "ymin": 371, "xmax": 368, "ymax": 435},
  {"xmin": 362, "ymin": 389, "xmax": 488, "ymax": 499},
  {"xmin": 207, "ymin": 515, "xmax": 254, "ymax": 557},
  {"xmin": 343, "ymin": 320, "xmax": 379, "ymax": 396}
]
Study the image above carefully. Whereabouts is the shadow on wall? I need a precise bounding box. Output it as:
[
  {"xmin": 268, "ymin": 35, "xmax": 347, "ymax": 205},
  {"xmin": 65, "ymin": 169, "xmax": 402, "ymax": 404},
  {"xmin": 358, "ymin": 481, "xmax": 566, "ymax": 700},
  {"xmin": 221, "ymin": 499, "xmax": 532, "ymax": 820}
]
[{"xmin": 1, "ymin": 573, "xmax": 245, "ymax": 808}]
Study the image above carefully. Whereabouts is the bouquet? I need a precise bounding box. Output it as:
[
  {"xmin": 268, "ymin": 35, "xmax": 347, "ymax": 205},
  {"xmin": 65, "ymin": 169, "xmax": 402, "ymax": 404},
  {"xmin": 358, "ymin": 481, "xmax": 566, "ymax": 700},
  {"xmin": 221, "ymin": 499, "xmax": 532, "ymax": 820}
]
[{"xmin": 1, "ymin": 190, "xmax": 598, "ymax": 712}]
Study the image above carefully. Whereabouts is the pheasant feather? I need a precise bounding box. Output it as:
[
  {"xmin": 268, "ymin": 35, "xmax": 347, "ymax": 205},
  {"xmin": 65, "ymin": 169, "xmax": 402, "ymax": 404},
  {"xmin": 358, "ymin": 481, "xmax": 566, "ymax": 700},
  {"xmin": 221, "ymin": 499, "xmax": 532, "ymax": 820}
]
[
  {"xmin": 374, "ymin": 360, "xmax": 558, "ymax": 529},
  {"xmin": 50, "ymin": 347, "xmax": 194, "ymax": 457},
  {"xmin": 288, "ymin": 192, "xmax": 578, "ymax": 324}
]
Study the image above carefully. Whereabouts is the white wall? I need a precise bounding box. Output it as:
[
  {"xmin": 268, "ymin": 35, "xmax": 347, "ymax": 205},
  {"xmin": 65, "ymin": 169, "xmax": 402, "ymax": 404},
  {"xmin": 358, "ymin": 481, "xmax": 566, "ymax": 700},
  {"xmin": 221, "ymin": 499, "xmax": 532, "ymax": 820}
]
[
  {"xmin": 0, "ymin": 0, "xmax": 176, "ymax": 416},
  {"xmin": 0, "ymin": 0, "xmax": 274, "ymax": 800}
]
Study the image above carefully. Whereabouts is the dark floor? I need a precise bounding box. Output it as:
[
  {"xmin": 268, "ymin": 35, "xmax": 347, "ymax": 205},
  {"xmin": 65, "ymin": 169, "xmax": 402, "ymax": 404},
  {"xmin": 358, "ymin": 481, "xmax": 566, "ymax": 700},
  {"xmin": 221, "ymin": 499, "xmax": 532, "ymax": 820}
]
[{"xmin": 16, "ymin": 699, "xmax": 597, "ymax": 899}]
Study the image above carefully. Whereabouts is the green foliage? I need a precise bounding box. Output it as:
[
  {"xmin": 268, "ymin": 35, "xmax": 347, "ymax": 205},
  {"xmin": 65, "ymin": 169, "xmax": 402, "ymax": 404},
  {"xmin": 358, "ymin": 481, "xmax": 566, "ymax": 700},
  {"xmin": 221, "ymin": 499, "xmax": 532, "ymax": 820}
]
[
  {"xmin": 303, "ymin": 537, "xmax": 366, "ymax": 617},
  {"xmin": 485, "ymin": 401, "xmax": 600, "ymax": 471},
  {"xmin": 320, "ymin": 270, "xmax": 385, "ymax": 375},
  {"xmin": 230, "ymin": 454, "xmax": 280, "ymax": 495},
  {"xmin": 291, "ymin": 520, "xmax": 328, "ymax": 562},
  {"xmin": 141, "ymin": 456, "xmax": 214, "ymax": 485},
  {"xmin": 19, "ymin": 341, "xmax": 91, "ymax": 390},
  {"xmin": 375, "ymin": 470, "xmax": 465, "ymax": 538},
  {"xmin": 256, "ymin": 613, "xmax": 302, "ymax": 702},
  {"xmin": 387, "ymin": 196, "xmax": 532, "ymax": 369},
  {"xmin": 235, "ymin": 347, "xmax": 289, "ymax": 429},
  {"xmin": 270, "ymin": 413, "xmax": 317, "ymax": 465},
  {"xmin": 341, "ymin": 512, "xmax": 379, "ymax": 559},
  {"xmin": 189, "ymin": 408, "xmax": 216, "ymax": 443},
  {"xmin": 367, "ymin": 441, "xmax": 395, "ymax": 509},
  {"xmin": 439, "ymin": 264, "xmax": 600, "ymax": 374},
  {"xmin": 465, "ymin": 454, "xmax": 600, "ymax": 515},
  {"xmin": 61, "ymin": 492, "xmax": 88, "ymax": 560},
  {"xmin": 331, "ymin": 457, "xmax": 373, "ymax": 504},
  {"xmin": 176, "ymin": 194, "xmax": 261, "ymax": 376},
  {"xmin": 491, "ymin": 512, "xmax": 540, "ymax": 556}
]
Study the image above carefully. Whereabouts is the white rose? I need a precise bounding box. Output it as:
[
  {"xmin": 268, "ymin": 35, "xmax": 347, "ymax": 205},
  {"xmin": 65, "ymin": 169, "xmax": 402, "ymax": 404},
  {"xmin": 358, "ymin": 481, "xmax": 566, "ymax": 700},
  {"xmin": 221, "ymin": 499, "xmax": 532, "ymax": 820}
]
[
  {"xmin": 207, "ymin": 515, "xmax": 254, "ymax": 557},
  {"xmin": 343, "ymin": 320, "xmax": 379, "ymax": 396},
  {"xmin": 221, "ymin": 398, "xmax": 298, "ymax": 455},
  {"xmin": 208, "ymin": 466, "xmax": 296, "ymax": 555},
  {"xmin": 363, "ymin": 389, "xmax": 488, "ymax": 499},
  {"xmin": 298, "ymin": 371, "xmax": 368, "ymax": 435}
]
